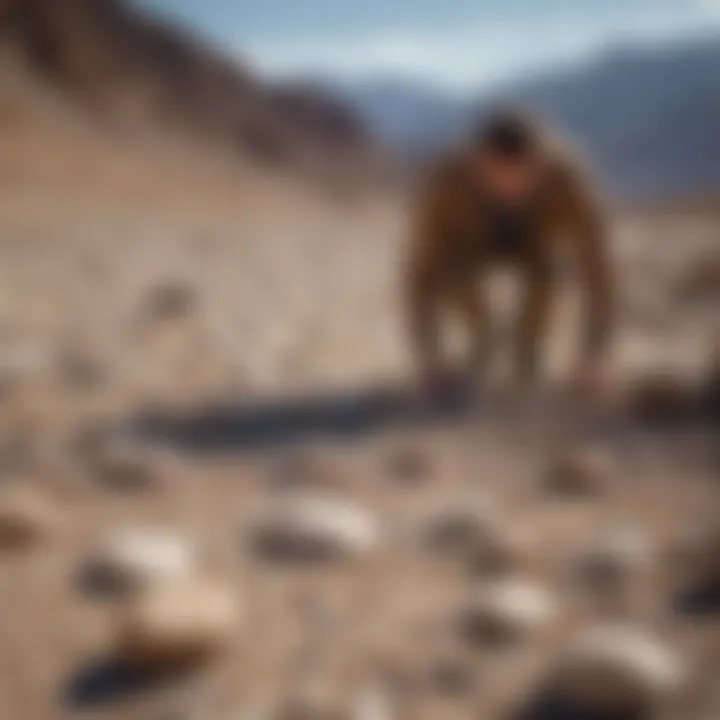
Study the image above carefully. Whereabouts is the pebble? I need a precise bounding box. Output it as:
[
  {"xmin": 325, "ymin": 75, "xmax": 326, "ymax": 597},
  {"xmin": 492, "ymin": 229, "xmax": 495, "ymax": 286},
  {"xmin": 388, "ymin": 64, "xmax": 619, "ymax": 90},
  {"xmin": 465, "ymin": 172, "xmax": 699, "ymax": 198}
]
[
  {"xmin": 116, "ymin": 578, "xmax": 239, "ymax": 669},
  {"xmin": 83, "ymin": 528, "xmax": 195, "ymax": 595},
  {"xmin": 460, "ymin": 579, "xmax": 557, "ymax": 646},
  {"xmin": 252, "ymin": 497, "xmax": 379, "ymax": 562}
]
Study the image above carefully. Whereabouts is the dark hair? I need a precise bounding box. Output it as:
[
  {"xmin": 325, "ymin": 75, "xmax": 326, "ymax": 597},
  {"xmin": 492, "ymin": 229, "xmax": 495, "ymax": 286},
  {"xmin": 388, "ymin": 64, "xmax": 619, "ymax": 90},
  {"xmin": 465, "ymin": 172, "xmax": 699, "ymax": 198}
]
[{"xmin": 475, "ymin": 109, "xmax": 541, "ymax": 160}]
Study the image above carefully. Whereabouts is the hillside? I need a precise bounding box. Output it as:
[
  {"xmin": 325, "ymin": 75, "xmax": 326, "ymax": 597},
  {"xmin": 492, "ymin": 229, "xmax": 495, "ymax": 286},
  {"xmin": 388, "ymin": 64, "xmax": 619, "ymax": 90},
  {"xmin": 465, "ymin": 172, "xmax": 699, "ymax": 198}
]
[
  {"xmin": 336, "ymin": 35, "xmax": 720, "ymax": 200},
  {"xmin": 0, "ymin": 0, "xmax": 386, "ymax": 185}
]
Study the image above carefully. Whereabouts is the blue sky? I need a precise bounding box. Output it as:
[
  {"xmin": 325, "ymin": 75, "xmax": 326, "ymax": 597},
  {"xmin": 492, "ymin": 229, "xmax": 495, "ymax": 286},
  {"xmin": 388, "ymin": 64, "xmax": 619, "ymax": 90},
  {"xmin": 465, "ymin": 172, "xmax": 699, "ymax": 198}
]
[{"xmin": 137, "ymin": 0, "xmax": 720, "ymax": 89}]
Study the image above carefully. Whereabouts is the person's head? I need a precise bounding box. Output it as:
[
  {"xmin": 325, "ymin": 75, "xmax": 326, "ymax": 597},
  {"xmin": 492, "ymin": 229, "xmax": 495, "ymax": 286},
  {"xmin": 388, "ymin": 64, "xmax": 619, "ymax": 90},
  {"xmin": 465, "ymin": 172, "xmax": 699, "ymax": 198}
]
[{"xmin": 473, "ymin": 109, "xmax": 543, "ymax": 204}]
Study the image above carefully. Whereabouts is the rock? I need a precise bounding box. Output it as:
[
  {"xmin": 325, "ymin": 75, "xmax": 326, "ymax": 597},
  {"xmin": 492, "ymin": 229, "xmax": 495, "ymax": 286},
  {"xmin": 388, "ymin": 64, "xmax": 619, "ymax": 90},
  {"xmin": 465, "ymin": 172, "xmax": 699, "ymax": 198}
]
[
  {"xmin": 549, "ymin": 626, "xmax": 684, "ymax": 717},
  {"xmin": 545, "ymin": 446, "xmax": 613, "ymax": 497},
  {"xmin": 574, "ymin": 527, "xmax": 655, "ymax": 593},
  {"xmin": 424, "ymin": 504, "xmax": 532, "ymax": 575},
  {"xmin": 116, "ymin": 578, "xmax": 239, "ymax": 669},
  {"xmin": 424, "ymin": 506, "xmax": 494, "ymax": 557},
  {"xmin": 251, "ymin": 497, "xmax": 379, "ymax": 562},
  {"xmin": 0, "ymin": 483, "xmax": 59, "ymax": 549},
  {"xmin": 460, "ymin": 579, "xmax": 557, "ymax": 646},
  {"xmin": 625, "ymin": 372, "xmax": 697, "ymax": 424},
  {"xmin": 82, "ymin": 528, "xmax": 195, "ymax": 596},
  {"xmin": 91, "ymin": 435, "xmax": 177, "ymax": 492}
]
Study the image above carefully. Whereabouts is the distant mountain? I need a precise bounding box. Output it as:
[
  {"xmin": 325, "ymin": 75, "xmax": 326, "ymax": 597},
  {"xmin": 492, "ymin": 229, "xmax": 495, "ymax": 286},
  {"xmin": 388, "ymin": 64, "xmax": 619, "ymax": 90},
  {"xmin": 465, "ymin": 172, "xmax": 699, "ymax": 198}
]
[
  {"xmin": 0, "ymin": 0, "xmax": 387, "ymax": 182},
  {"xmin": 330, "ymin": 77, "xmax": 472, "ymax": 159},
  {"xmin": 336, "ymin": 36, "xmax": 720, "ymax": 199}
]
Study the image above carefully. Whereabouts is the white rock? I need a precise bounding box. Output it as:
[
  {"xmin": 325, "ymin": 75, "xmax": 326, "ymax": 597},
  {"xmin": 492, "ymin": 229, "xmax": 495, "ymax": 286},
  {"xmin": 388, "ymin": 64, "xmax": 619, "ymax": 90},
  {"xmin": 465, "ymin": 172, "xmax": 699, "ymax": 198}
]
[
  {"xmin": 116, "ymin": 578, "xmax": 239, "ymax": 668},
  {"xmin": 461, "ymin": 579, "xmax": 557, "ymax": 645},
  {"xmin": 86, "ymin": 528, "xmax": 195, "ymax": 593},
  {"xmin": 252, "ymin": 497, "xmax": 379, "ymax": 562},
  {"xmin": 553, "ymin": 626, "xmax": 684, "ymax": 714}
]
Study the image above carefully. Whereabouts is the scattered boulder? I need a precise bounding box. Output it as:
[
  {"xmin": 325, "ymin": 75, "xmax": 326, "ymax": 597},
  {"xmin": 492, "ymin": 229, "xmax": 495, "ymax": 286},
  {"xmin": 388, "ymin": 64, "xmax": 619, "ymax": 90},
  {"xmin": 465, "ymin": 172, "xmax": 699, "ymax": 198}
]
[
  {"xmin": 546, "ymin": 626, "xmax": 684, "ymax": 718},
  {"xmin": 251, "ymin": 497, "xmax": 379, "ymax": 563},
  {"xmin": 0, "ymin": 483, "xmax": 59, "ymax": 549},
  {"xmin": 460, "ymin": 579, "xmax": 557, "ymax": 647},
  {"xmin": 116, "ymin": 578, "xmax": 239, "ymax": 669},
  {"xmin": 81, "ymin": 528, "xmax": 195, "ymax": 597},
  {"xmin": 545, "ymin": 446, "xmax": 614, "ymax": 497}
]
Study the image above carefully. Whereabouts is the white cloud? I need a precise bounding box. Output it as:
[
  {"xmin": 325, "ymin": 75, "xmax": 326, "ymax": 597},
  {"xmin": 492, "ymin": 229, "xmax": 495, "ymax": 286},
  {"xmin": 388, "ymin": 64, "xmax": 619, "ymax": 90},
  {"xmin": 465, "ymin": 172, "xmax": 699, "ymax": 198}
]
[{"xmin": 243, "ymin": 4, "xmax": 720, "ymax": 89}]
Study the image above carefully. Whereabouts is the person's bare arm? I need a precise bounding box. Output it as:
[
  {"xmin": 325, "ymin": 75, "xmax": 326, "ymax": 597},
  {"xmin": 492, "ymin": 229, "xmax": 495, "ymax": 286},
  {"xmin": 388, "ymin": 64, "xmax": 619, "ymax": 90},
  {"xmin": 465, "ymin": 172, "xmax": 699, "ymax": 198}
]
[
  {"xmin": 563, "ymin": 166, "xmax": 614, "ymax": 365},
  {"xmin": 404, "ymin": 169, "xmax": 456, "ymax": 371}
]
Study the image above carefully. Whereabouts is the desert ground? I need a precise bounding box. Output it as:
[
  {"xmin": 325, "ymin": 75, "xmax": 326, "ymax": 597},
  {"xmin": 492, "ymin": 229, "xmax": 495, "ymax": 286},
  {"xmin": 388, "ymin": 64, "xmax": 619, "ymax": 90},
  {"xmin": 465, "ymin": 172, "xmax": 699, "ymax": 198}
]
[{"xmin": 0, "ymin": 166, "xmax": 719, "ymax": 720}]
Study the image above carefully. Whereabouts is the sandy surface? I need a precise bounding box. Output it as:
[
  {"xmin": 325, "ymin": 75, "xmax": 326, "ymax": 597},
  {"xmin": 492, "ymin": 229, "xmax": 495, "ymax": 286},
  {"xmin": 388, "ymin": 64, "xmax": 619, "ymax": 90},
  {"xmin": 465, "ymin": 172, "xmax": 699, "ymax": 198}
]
[{"xmin": 0, "ymin": 181, "xmax": 718, "ymax": 720}]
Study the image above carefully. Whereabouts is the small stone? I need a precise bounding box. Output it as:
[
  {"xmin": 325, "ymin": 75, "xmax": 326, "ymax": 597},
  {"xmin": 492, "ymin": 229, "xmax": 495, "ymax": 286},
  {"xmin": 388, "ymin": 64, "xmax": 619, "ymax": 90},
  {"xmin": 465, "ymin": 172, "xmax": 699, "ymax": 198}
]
[
  {"xmin": 91, "ymin": 436, "xmax": 176, "ymax": 492},
  {"xmin": 424, "ymin": 504, "xmax": 531, "ymax": 575},
  {"xmin": 251, "ymin": 497, "xmax": 379, "ymax": 562},
  {"xmin": 460, "ymin": 579, "xmax": 557, "ymax": 646},
  {"xmin": 267, "ymin": 449, "xmax": 345, "ymax": 492},
  {"xmin": 549, "ymin": 626, "xmax": 684, "ymax": 716},
  {"xmin": 626, "ymin": 372, "xmax": 697, "ymax": 424},
  {"xmin": 575, "ymin": 527, "xmax": 655, "ymax": 592},
  {"xmin": 0, "ymin": 483, "xmax": 58, "ymax": 549},
  {"xmin": 116, "ymin": 578, "xmax": 239, "ymax": 669},
  {"xmin": 545, "ymin": 447, "xmax": 613, "ymax": 497},
  {"xmin": 82, "ymin": 528, "xmax": 195, "ymax": 596},
  {"xmin": 424, "ymin": 506, "xmax": 493, "ymax": 556}
]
